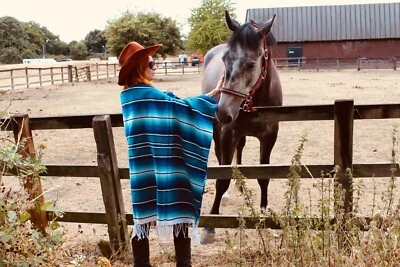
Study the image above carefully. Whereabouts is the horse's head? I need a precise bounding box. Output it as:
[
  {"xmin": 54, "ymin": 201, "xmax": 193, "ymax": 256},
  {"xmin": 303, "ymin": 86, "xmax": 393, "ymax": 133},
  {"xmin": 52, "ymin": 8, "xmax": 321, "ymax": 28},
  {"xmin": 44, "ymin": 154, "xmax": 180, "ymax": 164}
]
[{"xmin": 216, "ymin": 11, "xmax": 276, "ymax": 124}]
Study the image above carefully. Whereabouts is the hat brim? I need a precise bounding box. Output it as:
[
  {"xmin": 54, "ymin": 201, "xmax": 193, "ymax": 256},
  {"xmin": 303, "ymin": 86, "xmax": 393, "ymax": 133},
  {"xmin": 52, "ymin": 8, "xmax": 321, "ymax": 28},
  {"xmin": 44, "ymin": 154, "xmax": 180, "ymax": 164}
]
[{"xmin": 118, "ymin": 44, "xmax": 162, "ymax": 86}]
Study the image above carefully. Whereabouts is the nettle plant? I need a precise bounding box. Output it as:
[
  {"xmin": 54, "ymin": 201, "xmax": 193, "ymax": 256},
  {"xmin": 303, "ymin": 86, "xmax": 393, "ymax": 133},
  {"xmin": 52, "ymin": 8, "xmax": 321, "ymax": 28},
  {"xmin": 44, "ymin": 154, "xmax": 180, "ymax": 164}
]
[
  {"xmin": 0, "ymin": 130, "xmax": 66, "ymax": 266},
  {"xmin": 226, "ymin": 125, "xmax": 400, "ymax": 266}
]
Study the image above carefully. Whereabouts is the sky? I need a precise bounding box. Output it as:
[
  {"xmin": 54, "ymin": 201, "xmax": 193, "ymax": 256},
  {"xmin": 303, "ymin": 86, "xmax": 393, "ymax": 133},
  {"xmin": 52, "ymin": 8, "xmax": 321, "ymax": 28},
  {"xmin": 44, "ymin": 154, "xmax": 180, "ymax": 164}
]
[{"xmin": 1, "ymin": 0, "xmax": 398, "ymax": 43}]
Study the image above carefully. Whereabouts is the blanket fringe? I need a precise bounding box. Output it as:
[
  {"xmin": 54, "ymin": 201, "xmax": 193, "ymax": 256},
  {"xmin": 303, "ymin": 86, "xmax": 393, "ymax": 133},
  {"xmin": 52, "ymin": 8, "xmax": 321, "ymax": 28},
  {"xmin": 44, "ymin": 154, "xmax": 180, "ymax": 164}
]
[{"xmin": 132, "ymin": 219, "xmax": 200, "ymax": 245}]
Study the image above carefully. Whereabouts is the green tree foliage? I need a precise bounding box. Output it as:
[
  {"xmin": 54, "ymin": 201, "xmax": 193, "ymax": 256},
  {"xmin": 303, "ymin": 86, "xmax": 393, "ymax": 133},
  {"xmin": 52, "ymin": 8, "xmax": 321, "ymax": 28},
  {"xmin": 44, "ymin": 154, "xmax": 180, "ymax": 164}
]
[
  {"xmin": 0, "ymin": 17, "xmax": 34, "ymax": 63},
  {"xmin": 84, "ymin": 29, "xmax": 107, "ymax": 54},
  {"xmin": 0, "ymin": 16, "xmax": 69, "ymax": 63},
  {"xmin": 186, "ymin": 0, "xmax": 235, "ymax": 54},
  {"xmin": 69, "ymin": 41, "xmax": 88, "ymax": 60},
  {"xmin": 22, "ymin": 21, "xmax": 64, "ymax": 56},
  {"xmin": 105, "ymin": 11, "xmax": 181, "ymax": 58}
]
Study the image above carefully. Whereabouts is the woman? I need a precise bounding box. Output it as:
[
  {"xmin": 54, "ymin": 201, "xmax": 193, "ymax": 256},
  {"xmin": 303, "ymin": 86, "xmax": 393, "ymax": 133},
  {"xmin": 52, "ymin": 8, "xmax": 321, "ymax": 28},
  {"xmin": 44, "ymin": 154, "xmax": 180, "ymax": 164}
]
[{"xmin": 118, "ymin": 41, "xmax": 223, "ymax": 267}]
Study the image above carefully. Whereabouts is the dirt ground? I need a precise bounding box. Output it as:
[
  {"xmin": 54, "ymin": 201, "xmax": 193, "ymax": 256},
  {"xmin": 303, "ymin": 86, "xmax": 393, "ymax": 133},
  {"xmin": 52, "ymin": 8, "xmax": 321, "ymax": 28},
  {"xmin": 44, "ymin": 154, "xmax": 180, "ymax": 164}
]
[{"xmin": 1, "ymin": 68, "xmax": 400, "ymax": 266}]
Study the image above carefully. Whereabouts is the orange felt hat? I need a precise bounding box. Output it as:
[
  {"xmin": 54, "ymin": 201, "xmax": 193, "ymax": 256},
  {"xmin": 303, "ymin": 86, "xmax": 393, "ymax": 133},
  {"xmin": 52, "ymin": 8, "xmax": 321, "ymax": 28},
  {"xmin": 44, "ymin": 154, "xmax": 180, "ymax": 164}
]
[{"xmin": 117, "ymin": 41, "xmax": 162, "ymax": 86}]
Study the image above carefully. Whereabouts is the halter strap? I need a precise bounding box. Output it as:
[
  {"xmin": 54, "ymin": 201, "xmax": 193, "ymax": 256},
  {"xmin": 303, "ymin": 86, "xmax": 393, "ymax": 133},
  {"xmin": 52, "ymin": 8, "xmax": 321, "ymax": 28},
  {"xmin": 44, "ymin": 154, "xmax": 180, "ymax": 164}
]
[{"xmin": 221, "ymin": 21, "xmax": 269, "ymax": 112}]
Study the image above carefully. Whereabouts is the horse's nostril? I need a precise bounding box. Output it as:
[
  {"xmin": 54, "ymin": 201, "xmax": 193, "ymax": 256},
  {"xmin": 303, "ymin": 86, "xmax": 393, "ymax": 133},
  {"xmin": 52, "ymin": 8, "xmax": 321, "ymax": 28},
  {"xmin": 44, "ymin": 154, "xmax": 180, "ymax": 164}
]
[{"xmin": 216, "ymin": 110, "xmax": 232, "ymax": 124}]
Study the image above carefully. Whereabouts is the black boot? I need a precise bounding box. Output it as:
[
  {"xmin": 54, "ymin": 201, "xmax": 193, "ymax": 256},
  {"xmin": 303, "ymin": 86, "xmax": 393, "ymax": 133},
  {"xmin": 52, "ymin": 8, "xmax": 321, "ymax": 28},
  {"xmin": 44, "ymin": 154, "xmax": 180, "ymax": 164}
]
[
  {"xmin": 132, "ymin": 236, "xmax": 152, "ymax": 267},
  {"xmin": 174, "ymin": 233, "xmax": 192, "ymax": 267}
]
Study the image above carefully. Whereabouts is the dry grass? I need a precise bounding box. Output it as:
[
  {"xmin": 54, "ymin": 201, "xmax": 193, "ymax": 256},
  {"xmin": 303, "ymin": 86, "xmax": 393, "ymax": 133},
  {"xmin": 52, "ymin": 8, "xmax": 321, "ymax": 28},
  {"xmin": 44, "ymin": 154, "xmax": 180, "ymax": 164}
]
[{"xmin": 2, "ymin": 69, "xmax": 400, "ymax": 266}]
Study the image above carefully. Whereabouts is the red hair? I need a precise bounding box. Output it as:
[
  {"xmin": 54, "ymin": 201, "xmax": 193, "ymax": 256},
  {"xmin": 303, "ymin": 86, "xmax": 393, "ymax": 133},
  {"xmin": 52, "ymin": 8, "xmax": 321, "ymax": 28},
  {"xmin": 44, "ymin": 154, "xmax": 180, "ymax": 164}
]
[{"xmin": 122, "ymin": 58, "xmax": 152, "ymax": 89}]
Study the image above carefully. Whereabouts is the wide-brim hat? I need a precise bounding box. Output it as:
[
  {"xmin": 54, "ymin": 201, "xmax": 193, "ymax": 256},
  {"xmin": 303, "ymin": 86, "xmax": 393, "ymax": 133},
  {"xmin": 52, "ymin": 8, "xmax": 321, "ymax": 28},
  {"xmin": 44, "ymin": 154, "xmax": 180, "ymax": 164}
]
[{"xmin": 118, "ymin": 41, "xmax": 162, "ymax": 86}]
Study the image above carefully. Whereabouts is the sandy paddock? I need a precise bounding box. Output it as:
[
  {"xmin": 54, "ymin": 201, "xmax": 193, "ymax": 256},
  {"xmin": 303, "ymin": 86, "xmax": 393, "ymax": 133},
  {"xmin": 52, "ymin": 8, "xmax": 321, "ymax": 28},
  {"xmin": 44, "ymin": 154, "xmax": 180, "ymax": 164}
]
[{"xmin": 1, "ymin": 68, "xmax": 400, "ymax": 265}]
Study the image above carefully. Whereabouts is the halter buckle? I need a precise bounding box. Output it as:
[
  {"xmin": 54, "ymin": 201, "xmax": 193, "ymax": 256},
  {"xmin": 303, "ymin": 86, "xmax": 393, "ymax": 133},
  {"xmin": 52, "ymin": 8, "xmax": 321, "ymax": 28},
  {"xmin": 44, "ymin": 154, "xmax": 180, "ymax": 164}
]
[{"xmin": 242, "ymin": 103, "xmax": 249, "ymax": 112}]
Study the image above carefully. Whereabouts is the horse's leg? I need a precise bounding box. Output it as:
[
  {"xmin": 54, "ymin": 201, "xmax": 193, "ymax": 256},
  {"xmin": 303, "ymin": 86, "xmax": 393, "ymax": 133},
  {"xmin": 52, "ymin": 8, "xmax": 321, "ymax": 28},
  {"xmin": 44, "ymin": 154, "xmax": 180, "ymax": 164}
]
[
  {"xmin": 258, "ymin": 123, "xmax": 279, "ymax": 213},
  {"xmin": 210, "ymin": 130, "xmax": 235, "ymax": 215},
  {"xmin": 213, "ymin": 121, "xmax": 222, "ymax": 163},
  {"xmin": 236, "ymin": 136, "xmax": 246, "ymax": 165},
  {"xmin": 201, "ymin": 129, "xmax": 236, "ymax": 244},
  {"xmin": 220, "ymin": 136, "xmax": 245, "ymax": 205}
]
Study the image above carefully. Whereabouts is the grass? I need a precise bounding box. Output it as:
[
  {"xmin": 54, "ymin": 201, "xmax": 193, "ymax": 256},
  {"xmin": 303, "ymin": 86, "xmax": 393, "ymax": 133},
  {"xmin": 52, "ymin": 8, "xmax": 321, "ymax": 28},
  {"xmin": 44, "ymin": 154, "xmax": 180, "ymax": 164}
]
[
  {"xmin": 215, "ymin": 125, "xmax": 400, "ymax": 266},
  {"xmin": 2, "ymin": 122, "xmax": 400, "ymax": 266}
]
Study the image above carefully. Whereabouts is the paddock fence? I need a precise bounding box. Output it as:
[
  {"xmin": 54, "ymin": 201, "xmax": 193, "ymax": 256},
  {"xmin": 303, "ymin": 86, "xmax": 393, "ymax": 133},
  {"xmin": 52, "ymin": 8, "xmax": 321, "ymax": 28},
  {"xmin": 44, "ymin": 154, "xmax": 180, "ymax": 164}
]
[
  {"xmin": 1, "ymin": 56, "xmax": 398, "ymax": 91},
  {"xmin": 0, "ymin": 63, "xmax": 120, "ymax": 91},
  {"xmin": 273, "ymin": 56, "xmax": 399, "ymax": 71},
  {"xmin": 2, "ymin": 99, "xmax": 400, "ymax": 252},
  {"xmin": 0, "ymin": 61, "xmax": 203, "ymax": 91}
]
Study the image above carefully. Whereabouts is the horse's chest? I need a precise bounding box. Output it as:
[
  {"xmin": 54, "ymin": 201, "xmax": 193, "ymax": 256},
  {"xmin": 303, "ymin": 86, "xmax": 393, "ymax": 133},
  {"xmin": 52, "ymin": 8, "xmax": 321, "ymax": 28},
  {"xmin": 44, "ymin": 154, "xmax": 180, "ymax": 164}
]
[{"xmin": 226, "ymin": 113, "xmax": 277, "ymax": 137}]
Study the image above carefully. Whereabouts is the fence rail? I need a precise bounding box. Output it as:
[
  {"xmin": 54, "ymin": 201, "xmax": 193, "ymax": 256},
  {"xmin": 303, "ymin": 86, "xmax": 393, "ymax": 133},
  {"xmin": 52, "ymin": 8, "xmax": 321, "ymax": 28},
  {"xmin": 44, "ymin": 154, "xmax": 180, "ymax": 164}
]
[
  {"xmin": 273, "ymin": 56, "xmax": 398, "ymax": 71},
  {"xmin": 2, "ymin": 100, "xmax": 400, "ymax": 253},
  {"xmin": 0, "ymin": 61, "xmax": 203, "ymax": 91},
  {"xmin": 1, "ymin": 56, "xmax": 398, "ymax": 91},
  {"xmin": 0, "ymin": 63, "xmax": 118, "ymax": 90}
]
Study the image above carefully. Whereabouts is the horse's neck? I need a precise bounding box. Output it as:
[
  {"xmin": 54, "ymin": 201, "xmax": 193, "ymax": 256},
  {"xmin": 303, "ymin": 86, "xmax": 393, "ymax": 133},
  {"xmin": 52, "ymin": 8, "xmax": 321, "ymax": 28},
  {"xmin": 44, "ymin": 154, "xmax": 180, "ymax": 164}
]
[{"xmin": 254, "ymin": 58, "xmax": 280, "ymax": 106}]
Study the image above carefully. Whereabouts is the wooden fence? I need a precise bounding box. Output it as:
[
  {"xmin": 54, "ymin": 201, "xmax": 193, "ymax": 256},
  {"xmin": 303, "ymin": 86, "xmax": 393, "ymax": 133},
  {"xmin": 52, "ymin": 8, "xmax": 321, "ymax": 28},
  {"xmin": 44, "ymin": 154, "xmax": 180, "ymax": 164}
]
[
  {"xmin": 2, "ymin": 56, "xmax": 398, "ymax": 92},
  {"xmin": 0, "ymin": 61, "xmax": 203, "ymax": 91},
  {"xmin": 3, "ymin": 99, "xmax": 400, "ymax": 252},
  {"xmin": 274, "ymin": 56, "xmax": 398, "ymax": 71},
  {"xmin": 0, "ymin": 63, "xmax": 119, "ymax": 91}
]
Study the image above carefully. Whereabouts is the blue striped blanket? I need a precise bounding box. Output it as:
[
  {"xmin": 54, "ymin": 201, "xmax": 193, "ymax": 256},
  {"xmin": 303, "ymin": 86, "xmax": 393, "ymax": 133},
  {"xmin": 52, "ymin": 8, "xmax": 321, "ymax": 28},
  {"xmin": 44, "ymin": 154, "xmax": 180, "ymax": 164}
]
[{"xmin": 120, "ymin": 84, "xmax": 217, "ymax": 242}]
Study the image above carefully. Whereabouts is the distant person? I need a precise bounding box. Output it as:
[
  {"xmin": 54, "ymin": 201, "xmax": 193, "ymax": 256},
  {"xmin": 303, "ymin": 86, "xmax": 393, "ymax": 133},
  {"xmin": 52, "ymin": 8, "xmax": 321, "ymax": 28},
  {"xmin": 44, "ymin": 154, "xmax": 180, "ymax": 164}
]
[{"xmin": 118, "ymin": 41, "xmax": 223, "ymax": 267}]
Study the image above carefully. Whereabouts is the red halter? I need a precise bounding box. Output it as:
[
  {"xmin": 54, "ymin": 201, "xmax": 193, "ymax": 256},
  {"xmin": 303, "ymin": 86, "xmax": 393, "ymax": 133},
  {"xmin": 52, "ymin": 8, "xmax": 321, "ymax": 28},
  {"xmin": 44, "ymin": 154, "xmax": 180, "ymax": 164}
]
[{"xmin": 220, "ymin": 21, "xmax": 269, "ymax": 112}]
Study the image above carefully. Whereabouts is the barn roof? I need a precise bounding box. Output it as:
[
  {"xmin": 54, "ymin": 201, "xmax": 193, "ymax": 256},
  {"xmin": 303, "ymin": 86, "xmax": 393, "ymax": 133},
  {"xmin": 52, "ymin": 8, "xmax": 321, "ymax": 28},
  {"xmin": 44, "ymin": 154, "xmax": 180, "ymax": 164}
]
[{"xmin": 245, "ymin": 2, "xmax": 400, "ymax": 42}]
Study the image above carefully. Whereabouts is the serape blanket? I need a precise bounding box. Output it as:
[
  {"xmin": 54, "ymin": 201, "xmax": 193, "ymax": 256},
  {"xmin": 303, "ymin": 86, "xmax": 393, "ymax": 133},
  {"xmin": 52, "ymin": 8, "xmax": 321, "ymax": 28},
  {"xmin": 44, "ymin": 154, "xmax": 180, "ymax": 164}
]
[{"xmin": 120, "ymin": 84, "xmax": 217, "ymax": 242}]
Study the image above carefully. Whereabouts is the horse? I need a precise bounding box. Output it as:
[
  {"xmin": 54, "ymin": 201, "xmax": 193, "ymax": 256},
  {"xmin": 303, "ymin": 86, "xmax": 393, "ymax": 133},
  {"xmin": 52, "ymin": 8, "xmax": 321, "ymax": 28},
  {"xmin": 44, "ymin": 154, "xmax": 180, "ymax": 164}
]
[{"xmin": 201, "ymin": 11, "xmax": 283, "ymax": 243}]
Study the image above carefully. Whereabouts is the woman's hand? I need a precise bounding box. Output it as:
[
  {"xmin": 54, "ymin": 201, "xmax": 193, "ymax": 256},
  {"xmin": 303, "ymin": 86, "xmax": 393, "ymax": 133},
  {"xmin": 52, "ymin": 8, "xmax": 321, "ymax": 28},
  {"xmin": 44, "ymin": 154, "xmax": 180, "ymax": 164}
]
[{"xmin": 207, "ymin": 75, "xmax": 224, "ymax": 97}]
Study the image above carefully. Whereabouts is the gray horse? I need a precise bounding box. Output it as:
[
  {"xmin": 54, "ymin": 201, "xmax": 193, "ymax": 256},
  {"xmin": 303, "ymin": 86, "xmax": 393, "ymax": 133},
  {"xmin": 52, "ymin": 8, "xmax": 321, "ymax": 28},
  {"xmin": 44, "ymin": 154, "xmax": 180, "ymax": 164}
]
[{"xmin": 201, "ymin": 11, "xmax": 283, "ymax": 243}]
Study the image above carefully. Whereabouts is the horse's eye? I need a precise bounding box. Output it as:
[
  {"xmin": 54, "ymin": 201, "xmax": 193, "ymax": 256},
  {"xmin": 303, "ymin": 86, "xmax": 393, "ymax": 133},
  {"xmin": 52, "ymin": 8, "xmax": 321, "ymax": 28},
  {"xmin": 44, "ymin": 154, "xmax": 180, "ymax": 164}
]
[{"xmin": 247, "ymin": 63, "xmax": 256, "ymax": 70}]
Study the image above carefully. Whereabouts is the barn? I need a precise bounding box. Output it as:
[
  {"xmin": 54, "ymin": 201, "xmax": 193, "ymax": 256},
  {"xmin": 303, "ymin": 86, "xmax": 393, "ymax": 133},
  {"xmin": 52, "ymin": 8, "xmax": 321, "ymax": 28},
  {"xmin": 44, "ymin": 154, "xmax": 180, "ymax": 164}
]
[{"xmin": 245, "ymin": 3, "xmax": 400, "ymax": 64}]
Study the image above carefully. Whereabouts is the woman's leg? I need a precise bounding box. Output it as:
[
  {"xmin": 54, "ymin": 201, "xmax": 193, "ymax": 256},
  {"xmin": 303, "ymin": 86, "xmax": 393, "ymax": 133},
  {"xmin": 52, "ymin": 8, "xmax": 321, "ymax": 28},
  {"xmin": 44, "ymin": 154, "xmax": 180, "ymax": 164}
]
[
  {"xmin": 132, "ymin": 223, "xmax": 151, "ymax": 267},
  {"xmin": 173, "ymin": 224, "xmax": 191, "ymax": 267}
]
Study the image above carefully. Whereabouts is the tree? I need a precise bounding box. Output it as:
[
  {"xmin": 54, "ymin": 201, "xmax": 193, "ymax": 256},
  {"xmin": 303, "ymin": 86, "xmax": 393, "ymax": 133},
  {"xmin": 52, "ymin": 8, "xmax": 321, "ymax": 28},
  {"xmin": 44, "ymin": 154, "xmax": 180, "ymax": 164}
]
[
  {"xmin": 186, "ymin": 0, "xmax": 235, "ymax": 54},
  {"xmin": 24, "ymin": 22, "xmax": 69, "ymax": 58},
  {"xmin": 84, "ymin": 30, "xmax": 107, "ymax": 54},
  {"xmin": 0, "ymin": 16, "xmax": 34, "ymax": 63},
  {"xmin": 69, "ymin": 41, "xmax": 88, "ymax": 60},
  {"xmin": 105, "ymin": 11, "xmax": 181, "ymax": 58},
  {"xmin": 0, "ymin": 16, "xmax": 70, "ymax": 63}
]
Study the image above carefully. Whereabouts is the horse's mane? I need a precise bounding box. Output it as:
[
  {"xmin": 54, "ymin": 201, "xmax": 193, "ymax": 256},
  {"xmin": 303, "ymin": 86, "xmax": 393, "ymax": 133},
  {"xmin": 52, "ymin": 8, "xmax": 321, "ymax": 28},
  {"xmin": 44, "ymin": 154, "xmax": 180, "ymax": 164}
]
[
  {"xmin": 227, "ymin": 22, "xmax": 277, "ymax": 49},
  {"xmin": 227, "ymin": 22, "xmax": 259, "ymax": 51}
]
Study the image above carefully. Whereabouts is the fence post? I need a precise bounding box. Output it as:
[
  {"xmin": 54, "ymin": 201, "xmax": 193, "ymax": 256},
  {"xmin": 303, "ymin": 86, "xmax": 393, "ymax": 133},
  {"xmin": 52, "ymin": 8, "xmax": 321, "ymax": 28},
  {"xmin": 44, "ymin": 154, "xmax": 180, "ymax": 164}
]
[
  {"xmin": 51, "ymin": 67, "xmax": 54, "ymax": 85},
  {"xmin": 357, "ymin": 58, "xmax": 361, "ymax": 71},
  {"xmin": 12, "ymin": 114, "xmax": 48, "ymax": 234},
  {"xmin": 68, "ymin": 65, "xmax": 73, "ymax": 82},
  {"xmin": 10, "ymin": 69, "xmax": 15, "ymax": 90},
  {"xmin": 93, "ymin": 115, "xmax": 129, "ymax": 254},
  {"xmin": 86, "ymin": 66, "xmax": 91, "ymax": 81},
  {"xmin": 393, "ymin": 57, "xmax": 397, "ymax": 70},
  {"xmin": 75, "ymin": 67, "xmax": 79, "ymax": 82},
  {"xmin": 39, "ymin": 69, "xmax": 42, "ymax": 86},
  {"xmin": 333, "ymin": 99, "xmax": 354, "ymax": 250},
  {"xmin": 25, "ymin": 67, "xmax": 29, "ymax": 89},
  {"xmin": 317, "ymin": 58, "xmax": 319, "ymax": 72},
  {"xmin": 106, "ymin": 62, "xmax": 109, "ymax": 78},
  {"xmin": 61, "ymin": 67, "xmax": 65, "ymax": 83}
]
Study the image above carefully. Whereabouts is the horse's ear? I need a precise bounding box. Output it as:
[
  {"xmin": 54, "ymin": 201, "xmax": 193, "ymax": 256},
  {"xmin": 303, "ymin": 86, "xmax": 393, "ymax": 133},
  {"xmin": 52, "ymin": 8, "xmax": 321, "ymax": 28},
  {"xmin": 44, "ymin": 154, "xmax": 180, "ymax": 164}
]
[
  {"xmin": 225, "ymin": 10, "xmax": 240, "ymax": 32},
  {"xmin": 257, "ymin": 14, "xmax": 276, "ymax": 38}
]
